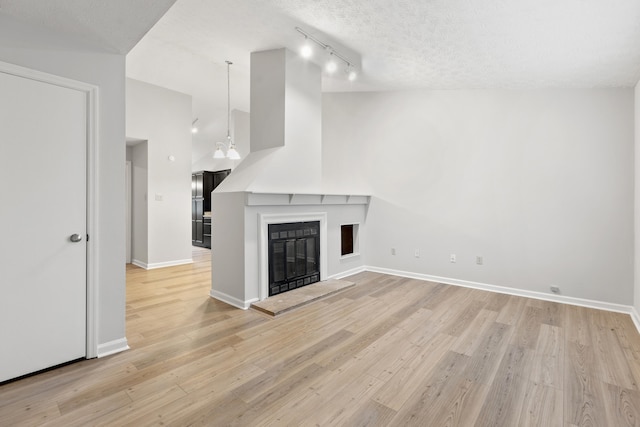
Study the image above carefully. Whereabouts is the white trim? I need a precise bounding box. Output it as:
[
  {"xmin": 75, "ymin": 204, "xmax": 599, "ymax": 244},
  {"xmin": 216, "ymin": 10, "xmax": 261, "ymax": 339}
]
[
  {"xmin": 330, "ymin": 266, "xmax": 366, "ymax": 280},
  {"xmin": 131, "ymin": 259, "xmax": 148, "ymax": 269},
  {"xmin": 131, "ymin": 259, "xmax": 193, "ymax": 270},
  {"xmin": 125, "ymin": 161, "xmax": 132, "ymax": 264},
  {"xmin": 86, "ymin": 84, "xmax": 99, "ymax": 359},
  {"xmin": 97, "ymin": 338, "xmax": 129, "ymax": 358},
  {"xmin": 258, "ymin": 212, "xmax": 328, "ymax": 301},
  {"xmin": 0, "ymin": 61, "xmax": 100, "ymax": 359},
  {"xmin": 365, "ymin": 266, "xmax": 640, "ymax": 323},
  {"xmin": 246, "ymin": 192, "xmax": 370, "ymax": 206},
  {"xmin": 209, "ymin": 289, "xmax": 258, "ymax": 310},
  {"xmin": 631, "ymin": 307, "xmax": 640, "ymax": 333}
]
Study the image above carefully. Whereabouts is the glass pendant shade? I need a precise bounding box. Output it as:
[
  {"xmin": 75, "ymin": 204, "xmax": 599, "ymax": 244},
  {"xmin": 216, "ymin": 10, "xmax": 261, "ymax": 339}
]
[
  {"xmin": 213, "ymin": 147, "xmax": 225, "ymax": 159},
  {"xmin": 227, "ymin": 145, "xmax": 240, "ymax": 160}
]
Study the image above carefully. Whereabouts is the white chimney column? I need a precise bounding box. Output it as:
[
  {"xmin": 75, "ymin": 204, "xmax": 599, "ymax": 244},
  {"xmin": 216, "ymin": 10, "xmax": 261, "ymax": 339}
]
[{"xmin": 217, "ymin": 48, "xmax": 323, "ymax": 194}]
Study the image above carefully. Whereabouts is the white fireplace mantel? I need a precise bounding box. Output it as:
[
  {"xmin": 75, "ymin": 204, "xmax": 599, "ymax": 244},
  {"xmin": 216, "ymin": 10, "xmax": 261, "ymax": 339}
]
[{"xmin": 245, "ymin": 192, "xmax": 370, "ymax": 207}]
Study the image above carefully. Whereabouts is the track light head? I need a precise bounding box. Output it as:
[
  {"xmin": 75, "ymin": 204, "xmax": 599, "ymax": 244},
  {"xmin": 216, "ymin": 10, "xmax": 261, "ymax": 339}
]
[
  {"xmin": 326, "ymin": 53, "xmax": 337, "ymax": 73},
  {"xmin": 347, "ymin": 66, "xmax": 357, "ymax": 81},
  {"xmin": 300, "ymin": 37, "xmax": 313, "ymax": 59}
]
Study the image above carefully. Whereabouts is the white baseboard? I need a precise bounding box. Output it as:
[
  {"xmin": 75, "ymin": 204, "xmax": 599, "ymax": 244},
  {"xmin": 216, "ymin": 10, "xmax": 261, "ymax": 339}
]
[
  {"xmin": 330, "ymin": 266, "xmax": 367, "ymax": 280},
  {"xmin": 96, "ymin": 338, "xmax": 129, "ymax": 358},
  {"xmin": 365, "ymin": 266, "xmax": 640, "ymax": 333},
  {"xmin": 131, "ymin": 258, "xmax": 193, "ymax": 270},
  {"xmin": 131, "ymin": 259, "xmax": 147, "ymax": 269},
  {"xmin": 209, "ymin": 289, "xmax": 258, "ymax": 310}
]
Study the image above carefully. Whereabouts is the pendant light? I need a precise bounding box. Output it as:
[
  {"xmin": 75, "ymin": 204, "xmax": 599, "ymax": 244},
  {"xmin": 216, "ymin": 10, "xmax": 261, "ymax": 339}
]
[{"xmin": 213, "ymin": 60, "xmax": 241, "ymax": 160}]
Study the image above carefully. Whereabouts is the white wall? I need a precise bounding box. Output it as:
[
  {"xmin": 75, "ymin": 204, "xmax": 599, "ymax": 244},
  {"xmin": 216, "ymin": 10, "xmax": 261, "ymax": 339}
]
[
  {"xmin": 0, "ymin": 15, "xmax": 127, "ymax": 347},
  {"xmin": 635, "ymin": 82, "xmax": 640, "ymax": 318},
  {"xmin": 126, "ymin": 78, "xmax": 192, "ymax": 268},
  {"xmin": 131, "ymin": 142, "xmax": 149, "ymax": 265},
  {"xmin": 210, "ymin": 192, "xmax": 246, "ymax": 303},
  {"xmin": 323, "ymin": 89, "xmax": 634, "ymax": 305}
]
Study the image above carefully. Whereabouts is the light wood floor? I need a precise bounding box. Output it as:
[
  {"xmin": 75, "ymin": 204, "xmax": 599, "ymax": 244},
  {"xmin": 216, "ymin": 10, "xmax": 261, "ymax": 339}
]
[{"xmin": 1, "ymin": 247, "xmax": 640, "ymax": 426}]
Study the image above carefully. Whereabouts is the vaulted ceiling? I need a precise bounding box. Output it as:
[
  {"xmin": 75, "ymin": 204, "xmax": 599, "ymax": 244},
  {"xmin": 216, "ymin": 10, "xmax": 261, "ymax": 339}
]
[
  {"xmin": 4, "ymin": 0, "xmax": 640, "ymax": 163},
  {"xmin": 0, "ymin": 0, "xmax": 176, "ymax": 54}
]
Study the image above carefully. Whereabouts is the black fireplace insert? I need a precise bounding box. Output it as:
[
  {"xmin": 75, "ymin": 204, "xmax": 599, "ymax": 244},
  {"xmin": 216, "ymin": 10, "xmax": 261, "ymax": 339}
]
[{"xmin": 268, "ymin": 221, "xmax": 320, "ymax": 296}]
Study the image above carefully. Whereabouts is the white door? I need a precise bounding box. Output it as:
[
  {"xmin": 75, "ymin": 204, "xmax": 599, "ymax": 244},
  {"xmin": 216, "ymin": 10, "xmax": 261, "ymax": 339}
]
[{"xmin": 0, "ymin": 70, "xmax": 87, "ymax": 382}]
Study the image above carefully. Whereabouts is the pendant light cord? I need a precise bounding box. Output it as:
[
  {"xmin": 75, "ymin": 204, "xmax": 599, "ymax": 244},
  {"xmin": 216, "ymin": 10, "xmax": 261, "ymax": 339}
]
[{"xmin": 226, "ymin": 60, "xmax": 232, "ymax": 140}]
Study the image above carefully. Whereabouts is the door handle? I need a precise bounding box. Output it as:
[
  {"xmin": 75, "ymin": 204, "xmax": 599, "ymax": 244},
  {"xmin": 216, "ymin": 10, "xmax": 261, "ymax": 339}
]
[{"xmin": 69, "ymin": 234, "xmax": 83, "ymax": 243}]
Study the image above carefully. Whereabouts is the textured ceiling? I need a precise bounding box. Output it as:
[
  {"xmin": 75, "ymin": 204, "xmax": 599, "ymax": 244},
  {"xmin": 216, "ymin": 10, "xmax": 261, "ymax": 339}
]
[
  {"xmin": 129, "ymin": 0, "xmax": 640, "ymax": 91},
  {"xmin": 6, "ymin": 0, "xmax": 640, "ymax": 163},
  {"xmin": 125, "ymin": 0, "xmax": 640, "ymax": 163},
  {"xmin": 283, "ymin": 0, "xmax": 640, "ymax": 89}
]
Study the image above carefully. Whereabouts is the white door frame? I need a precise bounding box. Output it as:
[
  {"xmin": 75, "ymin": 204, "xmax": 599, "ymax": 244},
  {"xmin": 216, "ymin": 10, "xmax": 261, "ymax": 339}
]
[
  {"xmin": 125, "ymin": 161, "xmax": 132, "ymax": 264},
  {"xmin": 0, "ymin": 60, "xmax": 99, "ymax": 359}
]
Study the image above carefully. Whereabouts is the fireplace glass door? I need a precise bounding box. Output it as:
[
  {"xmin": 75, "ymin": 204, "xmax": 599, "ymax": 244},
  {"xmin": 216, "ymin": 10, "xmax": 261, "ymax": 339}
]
[{"xmin": 268, "ymin": 221, "xmax": 320, "ymax": 296}]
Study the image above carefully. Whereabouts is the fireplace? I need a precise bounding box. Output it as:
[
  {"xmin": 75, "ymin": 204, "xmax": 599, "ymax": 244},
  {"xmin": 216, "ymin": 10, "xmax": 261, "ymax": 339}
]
[
  {"xmin": 210, "ymin": 198, "xmax": 367, "ymax": 309},
  {"xmin": 268, "ymin": 221, "xmax": 320, "ymax": 296}
]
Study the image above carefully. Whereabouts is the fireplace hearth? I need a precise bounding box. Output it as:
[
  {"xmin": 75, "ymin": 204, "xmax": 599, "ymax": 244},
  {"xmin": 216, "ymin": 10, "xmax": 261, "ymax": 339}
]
[{"xmin": 268, "ymin": 221, "xmax": 320, "ymax": 296}]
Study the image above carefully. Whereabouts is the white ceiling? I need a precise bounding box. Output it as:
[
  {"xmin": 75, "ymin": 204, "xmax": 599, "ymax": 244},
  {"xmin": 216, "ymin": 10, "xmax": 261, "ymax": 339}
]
[
  {"xmin": 0, "ymin": 0, "xmax": 176, "ymax": 53},
  {"xmin": 125, "ymin": 0, "xmax": 640, "ymax": 164},
  {"xmin": 5, "ymin": 0, "xmax": 640, "ymax": 163},
  {"xmin": 127, "ymin": 0, "xmax": 640, "ymax": 90}
]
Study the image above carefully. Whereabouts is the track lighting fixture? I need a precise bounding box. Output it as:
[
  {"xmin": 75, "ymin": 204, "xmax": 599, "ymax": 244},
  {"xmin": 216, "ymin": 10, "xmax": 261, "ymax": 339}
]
[
  {"xmin": 295, "ymin": 27, "xmax": 358, "ymax": 81},
  {"xmin": 191, "ymin": 118, "xmax": 199, "ymax": 134}
]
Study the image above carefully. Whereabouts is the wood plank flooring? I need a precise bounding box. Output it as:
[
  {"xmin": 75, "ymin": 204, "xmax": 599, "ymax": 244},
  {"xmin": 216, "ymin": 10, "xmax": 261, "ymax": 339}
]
[{"xmin": 1, "ymin": 246, "xmax": 639, "ymax": 426}]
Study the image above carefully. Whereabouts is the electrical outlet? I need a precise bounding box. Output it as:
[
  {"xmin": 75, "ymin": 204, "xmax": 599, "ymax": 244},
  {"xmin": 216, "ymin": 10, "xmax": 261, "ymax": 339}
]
[
  {"xmin": 450, "ymin": 254, "xmax": 456, "ymax": 263},
  {"xmin": 391, "ymin": 248, "xmax": 396, "ymax": 256},
  {"xmin": 550, "ymin": 286, "xmax": 560, "ymax": 294},
  {"xmin": 414, "ymin": 249, "xmax": 420, "ymax": 258},
  {"xmin": 476, "ymin": 256, "xmax": 483, "ymax": 265}
]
